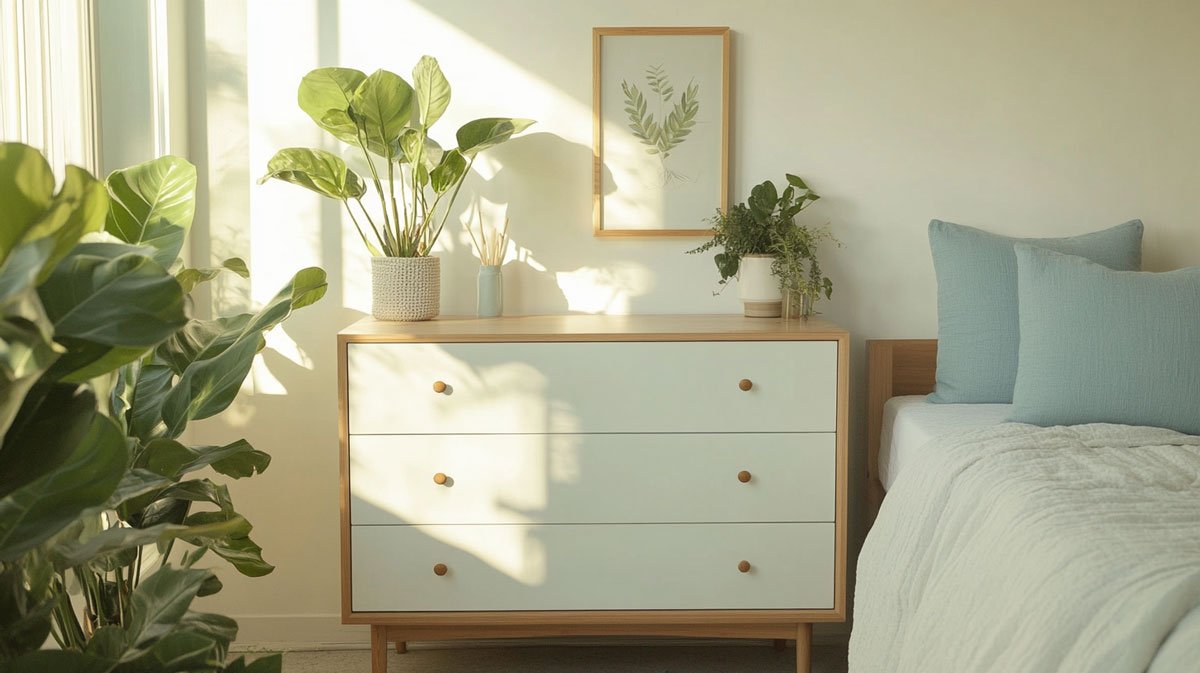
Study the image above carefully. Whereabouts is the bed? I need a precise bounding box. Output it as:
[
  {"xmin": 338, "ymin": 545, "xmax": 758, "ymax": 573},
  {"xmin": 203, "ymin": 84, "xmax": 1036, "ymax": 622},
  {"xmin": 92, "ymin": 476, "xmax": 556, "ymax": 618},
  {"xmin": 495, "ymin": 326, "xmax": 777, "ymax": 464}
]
[{"xmin": 854, "ymin": 339, "xmax": 1200, "ymax": 672}]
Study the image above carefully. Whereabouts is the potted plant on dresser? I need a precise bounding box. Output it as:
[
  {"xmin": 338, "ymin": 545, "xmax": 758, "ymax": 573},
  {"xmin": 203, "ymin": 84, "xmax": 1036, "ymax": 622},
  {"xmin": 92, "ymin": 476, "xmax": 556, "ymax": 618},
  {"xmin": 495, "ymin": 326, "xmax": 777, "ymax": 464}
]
[
  {"xmin": 260, "ymin": 56, "xmax": 533, "ymax": 321},
  {"xmin": 688, "ymin": 174, "xmax": 837, "ymax": 318}
]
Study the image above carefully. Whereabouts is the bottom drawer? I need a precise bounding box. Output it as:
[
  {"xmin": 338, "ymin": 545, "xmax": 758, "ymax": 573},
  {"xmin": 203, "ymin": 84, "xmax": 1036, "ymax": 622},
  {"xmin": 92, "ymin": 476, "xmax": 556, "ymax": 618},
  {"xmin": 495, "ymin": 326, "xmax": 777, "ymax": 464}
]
[{"xmin": 351, "ymin": 523, "xmax": 834, "ymax": 612}]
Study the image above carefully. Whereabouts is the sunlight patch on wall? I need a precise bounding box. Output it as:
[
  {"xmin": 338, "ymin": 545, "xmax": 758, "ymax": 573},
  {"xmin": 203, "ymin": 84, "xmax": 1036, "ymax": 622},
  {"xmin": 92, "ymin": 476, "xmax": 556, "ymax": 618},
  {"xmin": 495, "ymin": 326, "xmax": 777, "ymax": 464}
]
[
  {"xmin": 555, "ymin": 263, "xmax": 653, "ymax": 314},
  {"xmin": 245, "ymin": 0, "xmax": 325, "ymax": 306}
]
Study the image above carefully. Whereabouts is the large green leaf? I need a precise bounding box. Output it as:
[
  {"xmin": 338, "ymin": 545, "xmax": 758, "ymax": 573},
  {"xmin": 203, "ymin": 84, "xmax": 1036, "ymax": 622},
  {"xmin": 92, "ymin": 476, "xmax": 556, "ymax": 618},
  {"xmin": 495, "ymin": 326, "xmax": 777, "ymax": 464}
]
[
  {"xmin": 119, "ymin": 629, "xmax": 224, "ymax": 672},
  {"xmin": 177, "ymin": 610, "xmax": 238, "ymax": 650},
  {"xmin": 105, "ymin": 156, "xmax": 197, "ymax": 268},
  {"xmin": 350, "ymin": 69, "xmax": 414, "ymax": 158},
  {"xmin": 0, "ymin": 413, "xmax": 127, "ymax": 562},
  {"xmin": 258, "ymin": 148, "xmax": 366, "ymax": 201},
  {"xmin": 21, "ymin": 165, "xmax": 108, "ymax": 283},
  {"xmin": 136, "ymin": 437, "xmax": 268, "ymax": 481},
  {"xmin": 39, "ymin": 243, "xmax": 187, "ymax": 348},
  {"xmin": 128, "ymin": 364, "xmax": 174, "ymax": 441},
  {"xmin": 0, "ymin": 143, "xmax": 55, "ymax": 265},
  {"xmin": 0, "ymin": 383, "xmax": 96, "ymax": 498},
  {"xmin": 429, "ymin": 149, "xmax": 468, "ymax": 195},
  {"xmin": 50, "ymin": 513, "xmax": 250, "ymax": 571},
  {"xmin": 0, "ymin": 316, "xmax": 57, "ymax": 440},
  {"xmin": 156, "ymin": 314, "xmax": 252, "ymax": 377},
  {"xmin": 0, "ymin": 564, "xmax": 55, "ymax": 660},
  {"xmin": 0, "ymin": 238, "xmax": 53, "ymax": 306},
  {"xmin": 297, "ymin": 67, "xmax": 367, "ymax": 145},
  {"xmin": 122, "ymin": 565, "xmax": 209, "ymax": 652},
  {"xmin": 175, "ymin": 257, "xmax": 249, "ymax": 294},
  {"xmin": 159, "ymin": 335, "xmax": 262, "ymax": 437},
  {"xmin": 412, "ymin": 55, "xmax": 451, "ymax": 129},
  {"xmin": 156, "ymin": 245, "xmax": 327, "ymax": 435},
  {"xmin": 236, "ymin": 266, "xmax": 327, "ymax": 336},
  {"xmin": 207, "ymin": 440, "xmax": 270, "ymax": 479},
  {"xmin": 206, "ymin": 534, "xmax": 273, "ymax": 578},
  {"xmin": 0, "ymin": 243, "xmax": 61, "ymax": 436},
  {"xmin": 455, "ymin": 117, "xmax": 535, "ymax": 157},
  {"xmin": 38, "ymin": 243, "xmax": 186, "ymax": 383},
  {"xmin": 102, "ymin": 469, "xmax": 174, "ymax": 511}
]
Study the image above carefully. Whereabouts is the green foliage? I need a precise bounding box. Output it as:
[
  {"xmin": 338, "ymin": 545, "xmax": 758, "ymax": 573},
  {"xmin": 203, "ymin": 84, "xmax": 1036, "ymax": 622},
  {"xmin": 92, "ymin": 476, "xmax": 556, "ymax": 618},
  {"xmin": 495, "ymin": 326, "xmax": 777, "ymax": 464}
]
[
  {"xmin": 688, "ymin": 173, "xmax": 837, "ymax": 315},
  {"xmin": 262, "ymin": 57, "xmax": 534, "ymax": 257},
  {"xmin": 0, "ymin": 142, "xmax": 319, "ymax": 673},
  {"xmin": 621, "ymin": 65, "xmax": 699, "ymax": 184}
]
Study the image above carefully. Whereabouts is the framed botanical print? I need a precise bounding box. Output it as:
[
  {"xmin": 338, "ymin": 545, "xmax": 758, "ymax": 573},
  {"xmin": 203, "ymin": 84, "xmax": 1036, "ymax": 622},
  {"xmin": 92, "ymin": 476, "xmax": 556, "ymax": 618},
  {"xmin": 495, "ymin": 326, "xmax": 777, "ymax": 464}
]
[{"xmin": 592, "ymin": 27, "xmax": 730, "ymax": 236}]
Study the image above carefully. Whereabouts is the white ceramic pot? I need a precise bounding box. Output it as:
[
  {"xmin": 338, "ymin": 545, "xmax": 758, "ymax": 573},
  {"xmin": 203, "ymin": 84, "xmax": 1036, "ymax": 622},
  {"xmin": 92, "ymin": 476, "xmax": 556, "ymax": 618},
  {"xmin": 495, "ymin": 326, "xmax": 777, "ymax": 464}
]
[
  {"xmin": 737, "ymin": 254, "xmax": 782, "ymax": 318},
  {"xmin": 371, "ymin": 256, "xmax": 440, "ymax": 321}
]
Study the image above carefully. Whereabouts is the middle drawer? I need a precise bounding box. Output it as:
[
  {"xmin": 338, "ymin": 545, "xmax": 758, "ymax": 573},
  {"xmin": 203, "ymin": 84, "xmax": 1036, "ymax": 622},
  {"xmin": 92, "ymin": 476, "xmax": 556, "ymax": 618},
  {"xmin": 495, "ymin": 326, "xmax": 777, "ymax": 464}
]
[{"xmin": 349, "ymin": 433, "xmax": 835, "ymax": 525}]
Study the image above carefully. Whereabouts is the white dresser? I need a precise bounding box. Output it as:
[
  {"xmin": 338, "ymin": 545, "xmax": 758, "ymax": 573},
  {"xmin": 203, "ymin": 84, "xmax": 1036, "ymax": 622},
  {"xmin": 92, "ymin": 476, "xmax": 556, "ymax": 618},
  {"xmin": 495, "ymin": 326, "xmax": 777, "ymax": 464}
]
[{"xmin": 338, "ymin": 315, "xmax": 849, "ymax": 673}]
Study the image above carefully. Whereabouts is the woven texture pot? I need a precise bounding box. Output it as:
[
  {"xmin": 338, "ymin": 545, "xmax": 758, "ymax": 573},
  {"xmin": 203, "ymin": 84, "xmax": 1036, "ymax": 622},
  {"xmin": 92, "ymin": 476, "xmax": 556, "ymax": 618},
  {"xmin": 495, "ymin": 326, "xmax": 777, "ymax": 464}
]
[{"xmin": 371, "ymin": 256, "xmax": 440, "ymax": 321}]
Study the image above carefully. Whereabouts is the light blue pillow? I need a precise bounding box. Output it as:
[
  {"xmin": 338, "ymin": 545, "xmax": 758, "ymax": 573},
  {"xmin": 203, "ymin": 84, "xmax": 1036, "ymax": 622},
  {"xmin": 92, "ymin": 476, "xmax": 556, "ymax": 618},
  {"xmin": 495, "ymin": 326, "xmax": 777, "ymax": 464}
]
[
  {"xmin": 1009, "ymin": 245, "xmax": 1200, "ymax": 435},
  {"xmin": 927, "ymin": 219, "xmax": 1143, "ymax": 404}
]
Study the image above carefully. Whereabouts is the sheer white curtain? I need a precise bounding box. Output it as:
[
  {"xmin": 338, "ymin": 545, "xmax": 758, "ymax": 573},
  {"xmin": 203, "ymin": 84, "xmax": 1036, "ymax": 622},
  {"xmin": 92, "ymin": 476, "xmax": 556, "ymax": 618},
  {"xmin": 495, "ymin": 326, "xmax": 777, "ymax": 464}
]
[{"xmin": 0, "ymin": 0, "xmax": 99, "ymax": 174}]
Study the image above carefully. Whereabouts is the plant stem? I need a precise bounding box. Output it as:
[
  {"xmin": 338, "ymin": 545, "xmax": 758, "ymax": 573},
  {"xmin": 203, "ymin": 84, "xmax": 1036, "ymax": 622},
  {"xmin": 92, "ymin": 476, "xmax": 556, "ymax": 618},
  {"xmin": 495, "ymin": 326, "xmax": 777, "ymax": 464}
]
[
  {"xmin": 386, "ymin": 153, "xmax": 401, "ymax": 243},
  {"xmin": 353, "ymin": 198, "xmax": 390, "ymax": 255},
  {"xmin": 354, "ymin": 132, "xmax": 391, "ymax": 237},
  {"xmin": 343, "ymin": 201, "xmax": 379, "ymax": 255},
  {"xmin": 395, "ymin": 159, "xmax": 410, "ymax": 238},
  {"xmin": 428, "ymin": 156, "xmax": 475, "ymax": 252}
]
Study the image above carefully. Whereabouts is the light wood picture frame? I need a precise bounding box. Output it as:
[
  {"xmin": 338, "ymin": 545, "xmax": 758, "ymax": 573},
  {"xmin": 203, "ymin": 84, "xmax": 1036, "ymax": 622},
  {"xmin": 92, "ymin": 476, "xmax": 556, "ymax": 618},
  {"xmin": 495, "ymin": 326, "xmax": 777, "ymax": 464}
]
[{"xmin": 592, "ymin": 27, "xmax": 730, "ymax": 237}]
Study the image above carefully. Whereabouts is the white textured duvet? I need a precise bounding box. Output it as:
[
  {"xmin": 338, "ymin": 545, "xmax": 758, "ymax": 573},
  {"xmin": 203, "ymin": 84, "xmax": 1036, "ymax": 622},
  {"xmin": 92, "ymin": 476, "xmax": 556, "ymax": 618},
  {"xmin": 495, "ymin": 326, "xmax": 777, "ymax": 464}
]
[{"xmin": 851, "ymin": 423, "xmax": 1200, "ymax": 673}]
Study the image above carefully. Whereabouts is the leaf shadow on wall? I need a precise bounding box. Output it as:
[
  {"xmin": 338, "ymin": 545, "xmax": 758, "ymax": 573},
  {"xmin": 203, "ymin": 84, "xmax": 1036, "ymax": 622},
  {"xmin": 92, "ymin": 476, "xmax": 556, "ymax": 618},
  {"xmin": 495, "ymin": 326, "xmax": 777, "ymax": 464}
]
[{"xmin": 441, "ymin": 131, "xmax": 652, "ymax": 316}]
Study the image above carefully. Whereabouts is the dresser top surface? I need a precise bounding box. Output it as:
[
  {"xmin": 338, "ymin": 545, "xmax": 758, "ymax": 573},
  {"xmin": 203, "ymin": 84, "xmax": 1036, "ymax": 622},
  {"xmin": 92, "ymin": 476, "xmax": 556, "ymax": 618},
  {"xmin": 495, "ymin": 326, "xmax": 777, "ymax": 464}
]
[{"xmin": 339, "ymin": 314, "xmax": 847, "ymax": 342}]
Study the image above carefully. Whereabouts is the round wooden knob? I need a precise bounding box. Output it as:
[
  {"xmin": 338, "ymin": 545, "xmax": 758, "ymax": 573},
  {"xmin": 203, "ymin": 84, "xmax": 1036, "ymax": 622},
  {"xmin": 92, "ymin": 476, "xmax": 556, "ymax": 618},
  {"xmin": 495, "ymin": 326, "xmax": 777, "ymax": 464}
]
[
  {"xmin": 432, "ymin": 380, "xmax": 447, "ymax": 393},
  {"xmin": 433, "ymin": 563, "xmax": 448, "ymax": 576},
  {"xmin": 737, "ymin": 470, "xmax": 752, "ymax": 483},
  {"xmin": 738, "ymin": 379, "xmax": 753, "ymax": 391},
  {"xmin": 433, "ymin": 472, "xmax": 448, "ymax": 485},
  {"xmin": 738, "ymin": 560, "xmax": 752, "ymax": 573}
]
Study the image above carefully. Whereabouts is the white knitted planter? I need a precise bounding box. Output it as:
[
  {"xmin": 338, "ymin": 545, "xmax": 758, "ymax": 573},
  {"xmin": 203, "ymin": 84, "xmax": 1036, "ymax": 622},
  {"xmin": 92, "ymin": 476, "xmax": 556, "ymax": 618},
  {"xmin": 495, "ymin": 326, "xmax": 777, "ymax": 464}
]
[{"xmin": 371, "ymin": 256, "xmax": 440, "ymax": 321}]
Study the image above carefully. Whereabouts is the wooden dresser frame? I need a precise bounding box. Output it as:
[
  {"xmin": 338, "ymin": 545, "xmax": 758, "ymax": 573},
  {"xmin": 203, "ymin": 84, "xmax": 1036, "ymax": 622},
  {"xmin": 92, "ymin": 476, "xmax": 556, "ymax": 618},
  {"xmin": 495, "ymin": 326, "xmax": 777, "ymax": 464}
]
[{"xmin": 337, "ymin": 316, "xmax": 851, "ymax": 673}]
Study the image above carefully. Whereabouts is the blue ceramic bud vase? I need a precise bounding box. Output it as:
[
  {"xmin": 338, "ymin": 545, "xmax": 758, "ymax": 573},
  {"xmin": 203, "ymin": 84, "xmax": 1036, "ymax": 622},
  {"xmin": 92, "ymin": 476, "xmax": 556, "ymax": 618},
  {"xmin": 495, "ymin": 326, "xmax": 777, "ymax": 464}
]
[{"xmin": 477, "ymin": 265, "xmax": 503, "ymax": 317}]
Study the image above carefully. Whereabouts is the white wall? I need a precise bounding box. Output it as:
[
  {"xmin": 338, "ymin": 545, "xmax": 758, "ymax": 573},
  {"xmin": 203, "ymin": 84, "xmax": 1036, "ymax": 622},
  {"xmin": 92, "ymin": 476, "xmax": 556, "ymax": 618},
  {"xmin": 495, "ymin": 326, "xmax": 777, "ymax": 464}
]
[{"xmin": 180, "ymin": 0, "xmax": 1200, "ymax": 648}]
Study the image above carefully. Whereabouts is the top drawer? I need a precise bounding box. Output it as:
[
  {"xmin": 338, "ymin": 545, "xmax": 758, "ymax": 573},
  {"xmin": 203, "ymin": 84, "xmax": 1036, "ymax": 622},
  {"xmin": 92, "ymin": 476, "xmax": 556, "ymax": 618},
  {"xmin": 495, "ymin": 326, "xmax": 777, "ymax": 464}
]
[{"xmin": 347, "ymin": 340, "xmax": 837, "ymax": 434}]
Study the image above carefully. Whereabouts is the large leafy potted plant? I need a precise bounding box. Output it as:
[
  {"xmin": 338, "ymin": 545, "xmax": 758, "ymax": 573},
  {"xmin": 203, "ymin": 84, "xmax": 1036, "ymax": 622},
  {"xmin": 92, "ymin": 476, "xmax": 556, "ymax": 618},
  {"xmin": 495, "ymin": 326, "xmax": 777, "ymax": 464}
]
[
  {"xmin": 688, "ymin": 174, "xmax": 836, "ymax": 318},
  {"xmin": 260, "ymin": 56, "xmax": 533, "ymax": 321},
  {"xmin": 0, "ymin": 142, "xmax": 325, "ymax": 672}
]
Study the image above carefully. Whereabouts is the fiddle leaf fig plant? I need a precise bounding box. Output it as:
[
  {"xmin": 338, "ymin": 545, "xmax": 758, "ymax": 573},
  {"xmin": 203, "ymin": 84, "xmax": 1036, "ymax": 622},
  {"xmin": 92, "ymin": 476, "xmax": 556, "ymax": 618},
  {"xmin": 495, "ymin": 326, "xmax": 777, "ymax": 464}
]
[
  {"xmin": 261, "ymin": 56, "xmax": 534, "ymax": 258},
  {"xmin": 0, "ymin": 142, "xmax": 323, "ymax": 673}
]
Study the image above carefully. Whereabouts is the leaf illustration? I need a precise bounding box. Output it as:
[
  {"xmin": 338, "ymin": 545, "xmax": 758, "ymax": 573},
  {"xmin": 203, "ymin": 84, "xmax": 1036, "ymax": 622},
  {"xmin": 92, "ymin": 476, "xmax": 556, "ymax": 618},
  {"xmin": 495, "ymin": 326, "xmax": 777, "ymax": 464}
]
[{"xmin": 621, "ymin": 66, "xmax": 702, "ymax": 184}]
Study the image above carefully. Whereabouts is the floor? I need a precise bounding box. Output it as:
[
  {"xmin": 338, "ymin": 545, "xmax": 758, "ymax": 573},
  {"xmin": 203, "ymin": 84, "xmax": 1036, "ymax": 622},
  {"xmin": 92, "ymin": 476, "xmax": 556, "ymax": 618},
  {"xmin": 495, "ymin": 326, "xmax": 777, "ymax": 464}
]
[{"xmin": 276, "ymin": 642, "xmax": 849, "ymax": 673}]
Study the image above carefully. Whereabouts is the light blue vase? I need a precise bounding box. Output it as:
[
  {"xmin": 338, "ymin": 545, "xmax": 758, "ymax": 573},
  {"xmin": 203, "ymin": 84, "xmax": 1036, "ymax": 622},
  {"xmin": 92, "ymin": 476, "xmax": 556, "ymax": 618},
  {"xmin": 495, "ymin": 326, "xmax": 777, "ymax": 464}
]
[{"xmin": 477, "ymin": 265, "xmax": 503, "ymax": 317}]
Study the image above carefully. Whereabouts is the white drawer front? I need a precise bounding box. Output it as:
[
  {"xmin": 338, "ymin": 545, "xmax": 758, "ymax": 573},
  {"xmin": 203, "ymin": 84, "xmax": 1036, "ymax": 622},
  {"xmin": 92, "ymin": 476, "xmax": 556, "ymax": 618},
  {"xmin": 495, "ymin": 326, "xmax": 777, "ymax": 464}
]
[
  {"xmin": 347, "ymin": 341, "xmax": 838, "ymax": 434},
  {"xmin": 350, "ymin": 433, "xmax": 835, "ymax": 525},
  {"xmin": 351, "ymin": 523, "xmax": 834, "ymax": 611}
]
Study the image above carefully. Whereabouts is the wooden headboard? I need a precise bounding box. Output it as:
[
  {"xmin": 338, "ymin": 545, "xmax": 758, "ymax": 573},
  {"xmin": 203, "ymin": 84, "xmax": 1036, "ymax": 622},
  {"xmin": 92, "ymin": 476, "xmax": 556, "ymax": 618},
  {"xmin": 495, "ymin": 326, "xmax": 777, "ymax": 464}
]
[{"xmin": 866, "ymin": 339, "xmax": 938, "ymax": 524}]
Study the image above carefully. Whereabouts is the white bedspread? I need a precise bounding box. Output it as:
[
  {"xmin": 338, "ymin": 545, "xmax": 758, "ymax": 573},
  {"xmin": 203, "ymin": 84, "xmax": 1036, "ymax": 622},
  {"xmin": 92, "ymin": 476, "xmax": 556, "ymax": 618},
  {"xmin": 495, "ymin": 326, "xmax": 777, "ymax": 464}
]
[{"xmin": 850, "ymin": 423, "xmax": 1200, "ymax": 673}]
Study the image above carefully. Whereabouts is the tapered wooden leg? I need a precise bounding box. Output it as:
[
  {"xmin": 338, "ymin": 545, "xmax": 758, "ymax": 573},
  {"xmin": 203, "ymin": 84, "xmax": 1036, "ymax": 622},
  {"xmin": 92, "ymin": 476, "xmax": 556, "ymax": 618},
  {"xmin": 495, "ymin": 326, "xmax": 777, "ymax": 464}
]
[
  {"xmin": 370, "ymin": 625, "xmax": 388, "ymax": 673},
  {"xmin": 394, "ymin": 640, "xmax": 407, "ymax": 654},
  {"xmin": 795, "ymin": 623, "xmax": 812, "ymax": 673},
  {"xmin": 774, "ymin": 639, "xmax": 787, "ymax": 651}
]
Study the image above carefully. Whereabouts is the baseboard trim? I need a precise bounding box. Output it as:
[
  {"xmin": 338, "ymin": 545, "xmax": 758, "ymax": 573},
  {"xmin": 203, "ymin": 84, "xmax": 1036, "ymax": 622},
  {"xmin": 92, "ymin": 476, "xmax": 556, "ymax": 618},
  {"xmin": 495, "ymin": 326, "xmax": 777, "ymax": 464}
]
[{"xmin": 230, "ymin": 615, "xmax": 850, "ymax": 653}]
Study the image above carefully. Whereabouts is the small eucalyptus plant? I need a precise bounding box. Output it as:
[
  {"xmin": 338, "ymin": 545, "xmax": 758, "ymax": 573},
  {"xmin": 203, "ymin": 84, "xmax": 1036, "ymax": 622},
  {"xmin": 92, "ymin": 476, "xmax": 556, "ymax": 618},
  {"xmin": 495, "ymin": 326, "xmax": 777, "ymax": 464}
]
[
  {"xmin": 260, "ymin": 57, "xmax": 533, "ymax": 258},
  {"xmin": 688, "ymin": 173, "xmax": 838, "ymax": 316}
]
